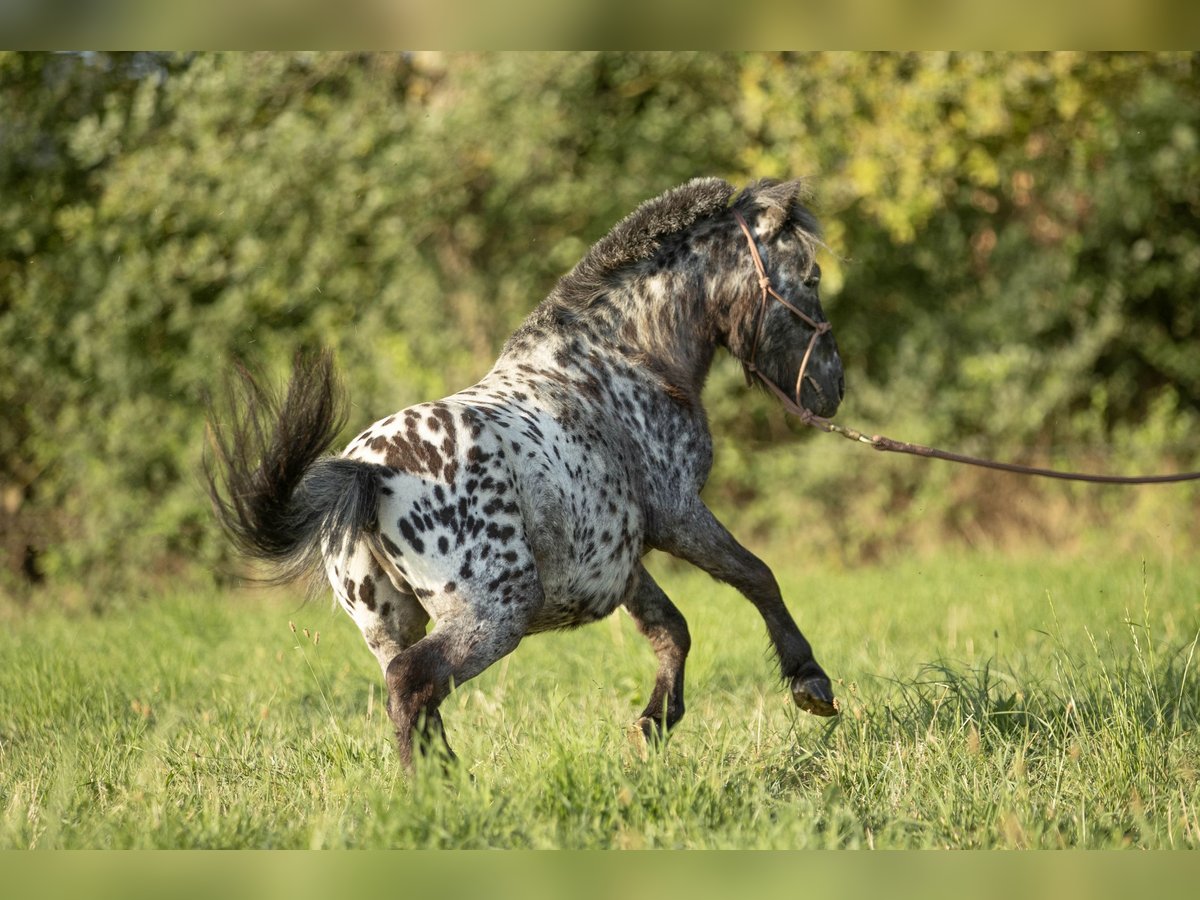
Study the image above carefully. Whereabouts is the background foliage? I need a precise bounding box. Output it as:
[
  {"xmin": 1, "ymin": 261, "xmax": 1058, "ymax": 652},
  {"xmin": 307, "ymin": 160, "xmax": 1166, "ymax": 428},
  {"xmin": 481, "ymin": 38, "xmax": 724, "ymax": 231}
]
[{"xmin": 2, "ymin": 51, "xmax": 1197, "ymax": 596}]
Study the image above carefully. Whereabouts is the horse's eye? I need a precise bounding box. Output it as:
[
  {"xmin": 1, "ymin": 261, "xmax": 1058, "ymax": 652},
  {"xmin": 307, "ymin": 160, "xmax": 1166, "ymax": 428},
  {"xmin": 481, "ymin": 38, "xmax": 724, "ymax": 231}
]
[{"xmin": 804, "ymin": 264, "xmax": 821, "ymax": 288}]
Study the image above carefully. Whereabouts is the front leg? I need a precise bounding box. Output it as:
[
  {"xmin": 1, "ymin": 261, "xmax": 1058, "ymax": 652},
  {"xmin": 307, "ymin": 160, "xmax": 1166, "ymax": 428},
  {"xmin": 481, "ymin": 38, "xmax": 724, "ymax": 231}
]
[
  {"xmin": 655, "ymin": 501, "xmax": 837, "ymax": 716},
  {"xmin": 623, "ymin": 565, "xmax": 691, "ymax": 741}
]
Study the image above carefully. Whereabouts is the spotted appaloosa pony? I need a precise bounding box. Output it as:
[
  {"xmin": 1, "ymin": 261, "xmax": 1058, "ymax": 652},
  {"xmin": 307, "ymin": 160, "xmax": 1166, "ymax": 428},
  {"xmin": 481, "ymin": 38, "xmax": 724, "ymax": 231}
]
[{"xmin": 207, "ymin": 178, "xmax": 845, "ymax": 767}]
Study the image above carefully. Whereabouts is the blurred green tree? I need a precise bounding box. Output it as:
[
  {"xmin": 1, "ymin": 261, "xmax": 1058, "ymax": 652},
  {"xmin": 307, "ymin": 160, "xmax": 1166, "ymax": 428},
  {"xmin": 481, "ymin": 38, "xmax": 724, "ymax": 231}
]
[{"xmin": 1, "ymin": 52, "xmax": 1196, "ymax": 596}]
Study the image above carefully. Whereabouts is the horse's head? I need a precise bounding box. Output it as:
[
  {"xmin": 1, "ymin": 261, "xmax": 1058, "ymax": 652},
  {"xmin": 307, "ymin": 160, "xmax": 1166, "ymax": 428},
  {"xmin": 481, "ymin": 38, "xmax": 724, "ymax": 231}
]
[{"xmin": 730, "ymin": 180, "xmax": 844, "ymax": 419}]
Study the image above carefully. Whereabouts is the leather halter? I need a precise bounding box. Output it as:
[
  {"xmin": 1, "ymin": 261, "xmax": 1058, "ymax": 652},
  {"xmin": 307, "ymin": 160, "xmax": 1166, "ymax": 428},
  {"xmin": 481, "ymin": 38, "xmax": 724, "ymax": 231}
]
[
  {"xmin": 731, "ymin": 208, "xmax": 832, "ymax": 423},
  {"xmin": 731, "ymin": 210, "xmax": 1200, "ymax": 484}
]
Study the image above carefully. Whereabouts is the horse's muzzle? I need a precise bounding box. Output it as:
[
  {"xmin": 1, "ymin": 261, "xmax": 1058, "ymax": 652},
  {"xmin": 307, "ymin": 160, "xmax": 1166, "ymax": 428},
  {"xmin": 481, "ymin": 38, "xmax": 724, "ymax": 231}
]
[{"xmin": 799, "ymin": 337, "xmax": 844, "ymax": 418}]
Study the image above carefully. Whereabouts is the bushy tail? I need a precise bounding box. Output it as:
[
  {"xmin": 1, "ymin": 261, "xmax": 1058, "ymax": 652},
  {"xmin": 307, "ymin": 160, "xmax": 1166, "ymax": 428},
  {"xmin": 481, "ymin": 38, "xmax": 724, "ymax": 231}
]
[{"xmin": 205, "ymin": 349, "xmax": 383, "ymax": 586}]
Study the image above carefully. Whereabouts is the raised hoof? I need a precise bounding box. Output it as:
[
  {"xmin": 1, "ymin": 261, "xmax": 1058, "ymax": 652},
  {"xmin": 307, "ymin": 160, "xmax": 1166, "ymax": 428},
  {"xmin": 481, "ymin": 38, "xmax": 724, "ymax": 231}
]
[{"xmin": 791, "ymin": 675, "xmax": 839, "ymax": 717}]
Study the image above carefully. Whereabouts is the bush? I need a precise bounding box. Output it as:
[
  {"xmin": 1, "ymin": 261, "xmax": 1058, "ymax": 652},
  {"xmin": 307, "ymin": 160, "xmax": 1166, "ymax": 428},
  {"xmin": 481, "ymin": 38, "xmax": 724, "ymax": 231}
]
[{"xmin": 2, "ymin": 52, "xmax": 1197, "ymax": 596}]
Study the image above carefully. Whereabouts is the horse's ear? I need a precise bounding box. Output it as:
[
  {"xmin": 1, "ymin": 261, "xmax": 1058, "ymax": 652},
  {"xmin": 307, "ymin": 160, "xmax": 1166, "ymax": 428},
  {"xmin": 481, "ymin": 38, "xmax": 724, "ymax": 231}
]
[{"xmin": 751, "ymin": 179, "xmax": 805, "ymax": 238}]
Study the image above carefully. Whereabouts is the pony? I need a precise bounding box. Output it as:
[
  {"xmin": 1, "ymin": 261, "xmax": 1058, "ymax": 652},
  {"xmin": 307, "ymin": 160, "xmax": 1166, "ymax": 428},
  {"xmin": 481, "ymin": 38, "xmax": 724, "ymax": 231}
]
[{"xmin": 207, "ymin": 178, "xmax": 845, "ymax": 766}]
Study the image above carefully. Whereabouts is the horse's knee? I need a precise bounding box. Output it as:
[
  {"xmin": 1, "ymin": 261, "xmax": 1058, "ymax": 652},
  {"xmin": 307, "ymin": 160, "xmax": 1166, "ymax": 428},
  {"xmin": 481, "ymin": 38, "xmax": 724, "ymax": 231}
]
[{"xmin": 741, "ymin": 558, "xmax": 781, "ymax": 600}]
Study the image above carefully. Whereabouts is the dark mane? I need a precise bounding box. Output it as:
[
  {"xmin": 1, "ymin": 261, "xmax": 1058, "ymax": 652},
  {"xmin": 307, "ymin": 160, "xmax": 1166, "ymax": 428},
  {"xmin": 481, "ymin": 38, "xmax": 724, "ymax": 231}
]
[{"xmin": 549, "ymin": 177, "xmax": 736, "ymax": 309}]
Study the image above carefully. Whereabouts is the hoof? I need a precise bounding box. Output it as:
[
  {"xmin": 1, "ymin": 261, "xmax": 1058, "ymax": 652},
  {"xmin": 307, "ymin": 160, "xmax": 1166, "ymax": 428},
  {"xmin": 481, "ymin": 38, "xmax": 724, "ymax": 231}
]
[
  {"xmin": 627, "ymin": 720, "xmax": 651, "ymax": 761},
  {"xmin": 791, "ymin": 675, "xmax": 839, "ymax": 717},
  {"xmin": 627, "ymin": 717, "xmax": 669, "ymax": 760},
  {"xmin": 636, "ymin": 715, "xmax": 670, "ymax": 741}
]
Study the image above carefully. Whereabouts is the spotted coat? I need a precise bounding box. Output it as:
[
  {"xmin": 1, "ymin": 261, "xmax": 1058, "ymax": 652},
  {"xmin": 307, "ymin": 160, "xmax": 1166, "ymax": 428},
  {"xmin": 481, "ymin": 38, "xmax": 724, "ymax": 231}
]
[{"xmin": 208, "ymin": 178, "xmax": 846, "ymax": 767}]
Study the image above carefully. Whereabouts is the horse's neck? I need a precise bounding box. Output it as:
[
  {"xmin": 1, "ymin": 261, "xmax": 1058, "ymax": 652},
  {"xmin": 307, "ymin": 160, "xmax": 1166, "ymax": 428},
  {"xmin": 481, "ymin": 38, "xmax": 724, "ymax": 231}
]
[
  {"xmin": 503, "ymin": 242, "xmax": 750, "ymax": 403},
  {"xmin": 592, "ymin": 268, "xmax": 724, "ymax": 404}
]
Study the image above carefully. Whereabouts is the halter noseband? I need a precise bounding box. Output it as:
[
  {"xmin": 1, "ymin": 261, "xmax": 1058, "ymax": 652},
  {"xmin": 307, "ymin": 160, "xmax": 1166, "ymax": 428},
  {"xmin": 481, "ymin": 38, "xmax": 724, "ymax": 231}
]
[{"xmin": 732, "ymin": 208, "xmax": 832, "ymax": 425}]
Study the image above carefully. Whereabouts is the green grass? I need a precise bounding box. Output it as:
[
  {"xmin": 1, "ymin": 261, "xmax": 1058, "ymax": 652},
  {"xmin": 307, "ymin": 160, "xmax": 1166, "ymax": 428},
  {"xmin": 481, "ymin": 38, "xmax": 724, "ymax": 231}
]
[{"xmin": 2, "ymin": 546, "xmax": 1198, "ymax": 849}]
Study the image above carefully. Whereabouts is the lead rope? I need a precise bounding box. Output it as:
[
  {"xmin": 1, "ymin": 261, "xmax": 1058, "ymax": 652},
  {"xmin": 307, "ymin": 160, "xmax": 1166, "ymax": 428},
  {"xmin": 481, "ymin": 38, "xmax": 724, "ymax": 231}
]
[{"xmin": 731, "ymin": 209, "xmax": 1200, "ymax": 486}]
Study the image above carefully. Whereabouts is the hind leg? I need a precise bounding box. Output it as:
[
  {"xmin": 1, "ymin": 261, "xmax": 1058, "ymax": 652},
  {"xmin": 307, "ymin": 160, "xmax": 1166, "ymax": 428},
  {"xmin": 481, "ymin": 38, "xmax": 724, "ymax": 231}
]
[
  {"xmin": 327, "ymin": 543, "xmax": 434, "ymax": 750},
  {"xmin": 377, "ymin": 555, "xmax": 543, "ymax": 769},
  {"xmin": 384, "ymin": 599, "xmax": 536, "ymax": 769},
  {"xmin": 623, "ymin": 566, "xmax": 690, "ymax": 741}
]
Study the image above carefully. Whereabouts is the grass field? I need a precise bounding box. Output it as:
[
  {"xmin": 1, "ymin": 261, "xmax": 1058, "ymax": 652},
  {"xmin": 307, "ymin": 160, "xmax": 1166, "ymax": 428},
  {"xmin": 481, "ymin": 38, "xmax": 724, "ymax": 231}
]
[{"xmin": 2, "ymin": 543, "xmax": 1198, "ymax": 849}]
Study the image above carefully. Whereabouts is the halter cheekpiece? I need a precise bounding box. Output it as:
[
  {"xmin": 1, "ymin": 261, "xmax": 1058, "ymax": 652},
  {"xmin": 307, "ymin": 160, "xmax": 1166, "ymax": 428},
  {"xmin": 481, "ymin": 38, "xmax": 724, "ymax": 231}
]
[{"xmin": 731, "ymin": 207, "xmax": 831, "ymax": 423}]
